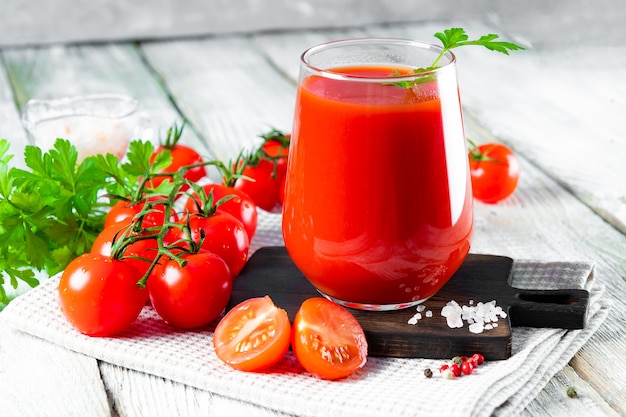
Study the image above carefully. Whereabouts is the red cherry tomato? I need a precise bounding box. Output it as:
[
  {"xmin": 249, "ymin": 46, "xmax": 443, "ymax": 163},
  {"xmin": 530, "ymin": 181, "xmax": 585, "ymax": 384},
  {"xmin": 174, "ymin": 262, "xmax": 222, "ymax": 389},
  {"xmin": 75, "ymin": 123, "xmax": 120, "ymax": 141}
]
[
  {"xmin": 104, "ymin": 196, "xmax": 176, "ymax": 229},
  {"xmin": 58, "ymin": 253, "xmax": 147, "ymax": 336},
  {"xmin": 149, "ymin": 143, "xmax": 206, "ymax": 189},
  {"xmin": 148, "ymin": 121, "xmax": 206, "ymax": 189},
  {"xmin": 262, "ymin": 139, "xmax": 289, "ymax": 180},
  {"xmin": 164, "ymin": 212, "xmax": 250, "ymax": 279},
  {"xmin": 468, "ymin": 142, "xmax": 520, "ymax": 204},
  {"xmin": 234, "ymin": 159, "xmax": 283, "ymax": 212},
  {"xmin": 213, "ymin": 296, "xmax": 291, "ymax": 372},
  {"xmin": 148, "ymin": 251, "xmax": 232, "ymax": 329},
  {"xmin": 184, "ymin": 183, "xmax": 257, "ymax": 239},
  {"xmin": 91, "ymin": 222, "xmax": 160, "ymax": 278},
  {"xmin": 291, "ymin": 297, "xmax": 368, "ymax": 380}
]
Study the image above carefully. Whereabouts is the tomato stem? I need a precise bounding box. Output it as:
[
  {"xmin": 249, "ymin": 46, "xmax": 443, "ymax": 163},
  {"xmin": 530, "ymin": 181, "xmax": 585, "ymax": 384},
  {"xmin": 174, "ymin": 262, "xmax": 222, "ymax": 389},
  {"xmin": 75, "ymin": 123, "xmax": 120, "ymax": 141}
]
[{"xmin": 467, "ymin": 138, "xmax": 504, "ymax": 164}]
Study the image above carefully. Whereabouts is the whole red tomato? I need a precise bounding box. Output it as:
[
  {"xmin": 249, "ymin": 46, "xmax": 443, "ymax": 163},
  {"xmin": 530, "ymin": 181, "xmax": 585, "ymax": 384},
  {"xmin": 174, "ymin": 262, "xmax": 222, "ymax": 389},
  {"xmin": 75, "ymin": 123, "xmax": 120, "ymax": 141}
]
[
  {"xmin": 184, "ymin": 183, "xmax": 257, "ymax": 239},
  {"xmin": 234, "ymin": 159, "xmax": 283, "ymax": 212},
  {"xmin": 148, "ymin": 251, "xmax": 232, "ymax": 329},
  {"xmin": 58, "ymin": 253, "xmax": 147, "ymax": 336},
  {"xmin": 468, "ymin": 142, "xmax": 520, "ymax": 204},
  {"xmin": 91, "ymin": 222, "xmax": 160, "ymax": 278},
  {"xmin": 148, "ymin": 121, "xmax": 207, "ymax": 189},
  {"xmin": 165, "ymin": 211, "xmax": 249, "ymax": 279},
  {"xmin": 104, "ymin": 195, "xmax": 176, "ymax": 229},
  {"xmin": 262, "ymin": 138, "xmax": 289, "ymax": 180}
]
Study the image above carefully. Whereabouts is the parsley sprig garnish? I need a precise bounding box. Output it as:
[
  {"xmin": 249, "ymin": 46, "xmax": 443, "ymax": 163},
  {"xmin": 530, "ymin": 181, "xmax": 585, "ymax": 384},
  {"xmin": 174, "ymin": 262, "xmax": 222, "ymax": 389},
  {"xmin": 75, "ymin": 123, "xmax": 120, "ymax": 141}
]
[
  {"xmin": 390, "ymin": 27, "xmax": 525, "ymax": 88},
  {"xmin": 430, "ymin": 27, "xmax": 525, "ymax": 67}
]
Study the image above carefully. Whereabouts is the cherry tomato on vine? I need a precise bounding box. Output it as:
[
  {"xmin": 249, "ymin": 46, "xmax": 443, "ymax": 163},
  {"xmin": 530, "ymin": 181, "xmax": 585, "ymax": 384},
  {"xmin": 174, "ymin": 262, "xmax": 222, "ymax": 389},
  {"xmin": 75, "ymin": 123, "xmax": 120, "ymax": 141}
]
[
  {"xmin": 148, "ymin": 121, "xmax": 206, "ymax": 189},
  {"xmin": 292, "ymin": 297, "xmax": 368, "ymax": 380},
  {"xmin": 213, "ymin": 296, "xmax": 291, "ymax": 372},
  {"xmin": 104, "ymin": 195, "xmax": 176, "ymax": 229},
  {"xmin": 91, "ymin": 222, "xmax": 160, "ymax": 278},
  {"xmin": 468, "ymin": 142, "xmax": 520, "ymax": 204},
  {"xmin": 184, "ymin": 183, "xmax": 258, "ymax": 239},
  {"xmin": 58, "ymin": 253, "xmax": 147, "ymax": 336},
  {"xmin": 148, "ymin": 251, "xmax": 232, "ymax": 329},
  {"xmin": 234, "ymin": 159, "xmax": 283, "ymax": 212},
  {"xmin": 164, "ymin": 211, "xmax": 250, "ymax": 279},
  {"xmin": 261, "ymin": 138, "xmax": 289, "ymax": 180}
]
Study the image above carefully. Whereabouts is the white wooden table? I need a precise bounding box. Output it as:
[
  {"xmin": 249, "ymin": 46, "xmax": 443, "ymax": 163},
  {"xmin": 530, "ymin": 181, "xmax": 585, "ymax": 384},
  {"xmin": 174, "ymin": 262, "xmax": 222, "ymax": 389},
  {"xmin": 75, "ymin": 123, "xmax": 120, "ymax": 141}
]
[{"xmin": 0, "ymin": 18, "xmax": 624, "ymax": 417}]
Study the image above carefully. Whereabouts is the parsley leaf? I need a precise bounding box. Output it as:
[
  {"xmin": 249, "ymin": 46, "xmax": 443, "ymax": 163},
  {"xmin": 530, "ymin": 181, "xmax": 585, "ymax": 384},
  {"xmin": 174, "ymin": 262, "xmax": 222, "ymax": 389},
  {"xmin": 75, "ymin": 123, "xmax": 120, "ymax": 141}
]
[
  {"xmin": 0, "ymin": 138, "xmax": 155, "ymax": 308},
  {"xmin": 431, "ymin": 27, "xmax": 525, "ymax": 67},
  {"xmin": 389, "ymin": 27, "xmax": 525, "ymax": 89}
]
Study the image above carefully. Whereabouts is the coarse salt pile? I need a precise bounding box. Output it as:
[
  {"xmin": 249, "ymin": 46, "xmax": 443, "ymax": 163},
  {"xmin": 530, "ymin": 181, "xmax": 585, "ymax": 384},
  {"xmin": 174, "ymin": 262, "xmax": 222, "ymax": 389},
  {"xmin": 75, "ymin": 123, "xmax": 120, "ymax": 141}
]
[
  {"xmin": 441, "ymin": 300, "xmax": 507, "ymax": 334},
  {"xmin": 407, "ymin": 299, "xmax": 508, "ymax": 334}
]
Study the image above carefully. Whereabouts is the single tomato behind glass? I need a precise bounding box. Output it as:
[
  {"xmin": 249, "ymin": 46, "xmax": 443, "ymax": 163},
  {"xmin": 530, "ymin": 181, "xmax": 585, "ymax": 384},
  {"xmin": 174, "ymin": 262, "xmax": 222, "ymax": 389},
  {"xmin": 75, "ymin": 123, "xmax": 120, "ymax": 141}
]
[
  {"xmin": 234, "ymin": 159, "xmax": 283, "ymax": 212},
  {"xmin": 468, "ymin": 142, "xmax": 520, "ymax": 204}
]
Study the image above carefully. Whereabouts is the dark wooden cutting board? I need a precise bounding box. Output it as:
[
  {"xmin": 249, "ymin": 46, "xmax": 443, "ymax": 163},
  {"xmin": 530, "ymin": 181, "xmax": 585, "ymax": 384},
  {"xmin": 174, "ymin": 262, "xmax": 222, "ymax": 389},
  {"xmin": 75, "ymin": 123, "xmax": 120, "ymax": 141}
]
[{"xmin": 227, "ymin": 246, "xmax": 589, "ymax": 360}]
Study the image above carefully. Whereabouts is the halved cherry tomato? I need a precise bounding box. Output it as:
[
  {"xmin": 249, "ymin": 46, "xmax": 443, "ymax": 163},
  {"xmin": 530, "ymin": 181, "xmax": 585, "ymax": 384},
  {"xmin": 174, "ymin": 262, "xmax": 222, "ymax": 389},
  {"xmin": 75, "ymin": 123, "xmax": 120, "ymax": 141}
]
[
  {"xmin": 468, "ymin": 142, "xmax": 520, "ymax": 204},
  {"xmin": 292, "ymin": 297, "xmax": 368, "ymax": 380},
  {"xmin": 184, "ymin": 183, "xmax": 257, "ymax": 239},
  {"xmin": 148, "ymin": 250, "xmax": 232, "ymax": 329},
  {"xmin": 213, "ymin": 296, "xmax": 291, "ymax": 372},
  {"xmin": 58, "ymin": 253, "xmax": 147, "ymax": 336}
]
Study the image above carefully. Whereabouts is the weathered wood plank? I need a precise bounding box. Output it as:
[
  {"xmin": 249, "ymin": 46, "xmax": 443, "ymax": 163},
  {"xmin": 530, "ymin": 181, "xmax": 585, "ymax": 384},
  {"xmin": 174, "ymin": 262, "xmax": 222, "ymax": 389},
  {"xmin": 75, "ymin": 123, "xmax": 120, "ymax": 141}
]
[
  {"xmin": 1, "ymin": 0, "xmax": 623, "ymax": 49},
  {"xmin": 0, "ymin": 327, "xmax": 111, "ymax": 417},
  {"xmin": 522, "ymin": 366, "xmax": 622, "ymax": 417},
  {"xmin": 1, "ymin": 43, "xmax": 212, "ymax": 161},
  {"xmin": 139, "ymin": 35, "xmax": 297, "ymax": 164}
]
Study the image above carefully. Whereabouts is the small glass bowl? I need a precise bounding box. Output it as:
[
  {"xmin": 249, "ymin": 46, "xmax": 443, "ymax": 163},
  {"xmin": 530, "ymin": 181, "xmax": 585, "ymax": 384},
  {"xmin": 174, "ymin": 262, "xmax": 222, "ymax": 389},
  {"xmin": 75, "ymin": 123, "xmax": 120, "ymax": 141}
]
[{"xmin": 21, "ymin": 94, "xmax": 144, "ymax": 162}]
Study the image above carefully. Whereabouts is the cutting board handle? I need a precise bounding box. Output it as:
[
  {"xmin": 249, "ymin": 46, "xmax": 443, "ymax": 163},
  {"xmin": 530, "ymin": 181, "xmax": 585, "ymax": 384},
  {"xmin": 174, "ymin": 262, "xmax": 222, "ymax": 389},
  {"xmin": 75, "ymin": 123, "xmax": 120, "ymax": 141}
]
[{"xmin": 509, "ymin": 289, "xmax": 589, "ymax": 329}]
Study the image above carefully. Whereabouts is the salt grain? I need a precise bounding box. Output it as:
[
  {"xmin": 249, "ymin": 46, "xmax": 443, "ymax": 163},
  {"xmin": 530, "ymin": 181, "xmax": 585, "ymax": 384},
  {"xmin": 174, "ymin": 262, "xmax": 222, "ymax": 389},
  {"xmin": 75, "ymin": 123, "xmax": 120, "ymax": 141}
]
[
  {"xmin": 469, "ymin": 323, "xmax": 484, "ymax": 334},
  {"xmin": 407, "ymin": 312, "xmax": 422, "ymax": 325}
]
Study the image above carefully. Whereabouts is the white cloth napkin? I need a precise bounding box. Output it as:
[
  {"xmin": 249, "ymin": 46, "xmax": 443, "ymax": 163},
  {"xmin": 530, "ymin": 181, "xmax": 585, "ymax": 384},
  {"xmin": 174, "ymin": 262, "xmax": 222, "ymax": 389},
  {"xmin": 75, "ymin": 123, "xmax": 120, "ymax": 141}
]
[{"xmin": 0, "ymin": 211, "xmax": 611, "ymax": 417}]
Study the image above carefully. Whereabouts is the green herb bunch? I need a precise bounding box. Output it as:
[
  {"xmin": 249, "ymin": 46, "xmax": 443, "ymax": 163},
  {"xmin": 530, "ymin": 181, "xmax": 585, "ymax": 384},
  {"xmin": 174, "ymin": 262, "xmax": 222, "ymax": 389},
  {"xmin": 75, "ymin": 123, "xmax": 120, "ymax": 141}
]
[{"xmin": 0, "ymin": 138, "xmax": 168, "ymax": 308}]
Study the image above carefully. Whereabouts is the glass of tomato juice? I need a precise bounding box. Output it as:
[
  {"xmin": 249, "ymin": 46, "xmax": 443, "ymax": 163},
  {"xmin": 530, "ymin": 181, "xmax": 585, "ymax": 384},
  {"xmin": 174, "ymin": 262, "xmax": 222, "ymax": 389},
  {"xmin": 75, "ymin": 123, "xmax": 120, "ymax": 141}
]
[{"xmin": 282, "ymin": 38, "xmax": 474, "ymax": 310}]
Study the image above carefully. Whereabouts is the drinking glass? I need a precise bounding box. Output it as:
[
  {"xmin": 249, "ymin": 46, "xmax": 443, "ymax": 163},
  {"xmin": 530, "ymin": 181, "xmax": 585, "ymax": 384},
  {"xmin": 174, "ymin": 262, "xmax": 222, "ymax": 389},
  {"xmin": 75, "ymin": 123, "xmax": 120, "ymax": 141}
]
[{"xmin": 282, "ymin": 38, "xmax": 474, "ymax": 310}]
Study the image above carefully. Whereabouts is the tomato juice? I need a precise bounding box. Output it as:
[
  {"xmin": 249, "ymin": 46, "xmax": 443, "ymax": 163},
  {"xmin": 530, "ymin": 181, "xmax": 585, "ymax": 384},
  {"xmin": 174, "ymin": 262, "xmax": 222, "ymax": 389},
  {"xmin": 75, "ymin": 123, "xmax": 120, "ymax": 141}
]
[{"xmin": 283, "ymin": 63, "xmax": 474, "ymax": 309}]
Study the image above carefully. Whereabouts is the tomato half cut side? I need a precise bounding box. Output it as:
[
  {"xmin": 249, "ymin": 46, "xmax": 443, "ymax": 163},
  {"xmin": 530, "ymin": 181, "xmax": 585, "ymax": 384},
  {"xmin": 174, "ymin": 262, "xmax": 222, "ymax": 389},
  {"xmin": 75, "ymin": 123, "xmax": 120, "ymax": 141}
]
[
  {"xmin": 213, "ymin": 296, "xmax": 291, "ymax": 372},
  {"xmin": 292, "ymin": 297, "xmax": 368, "ymax": 380}
]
